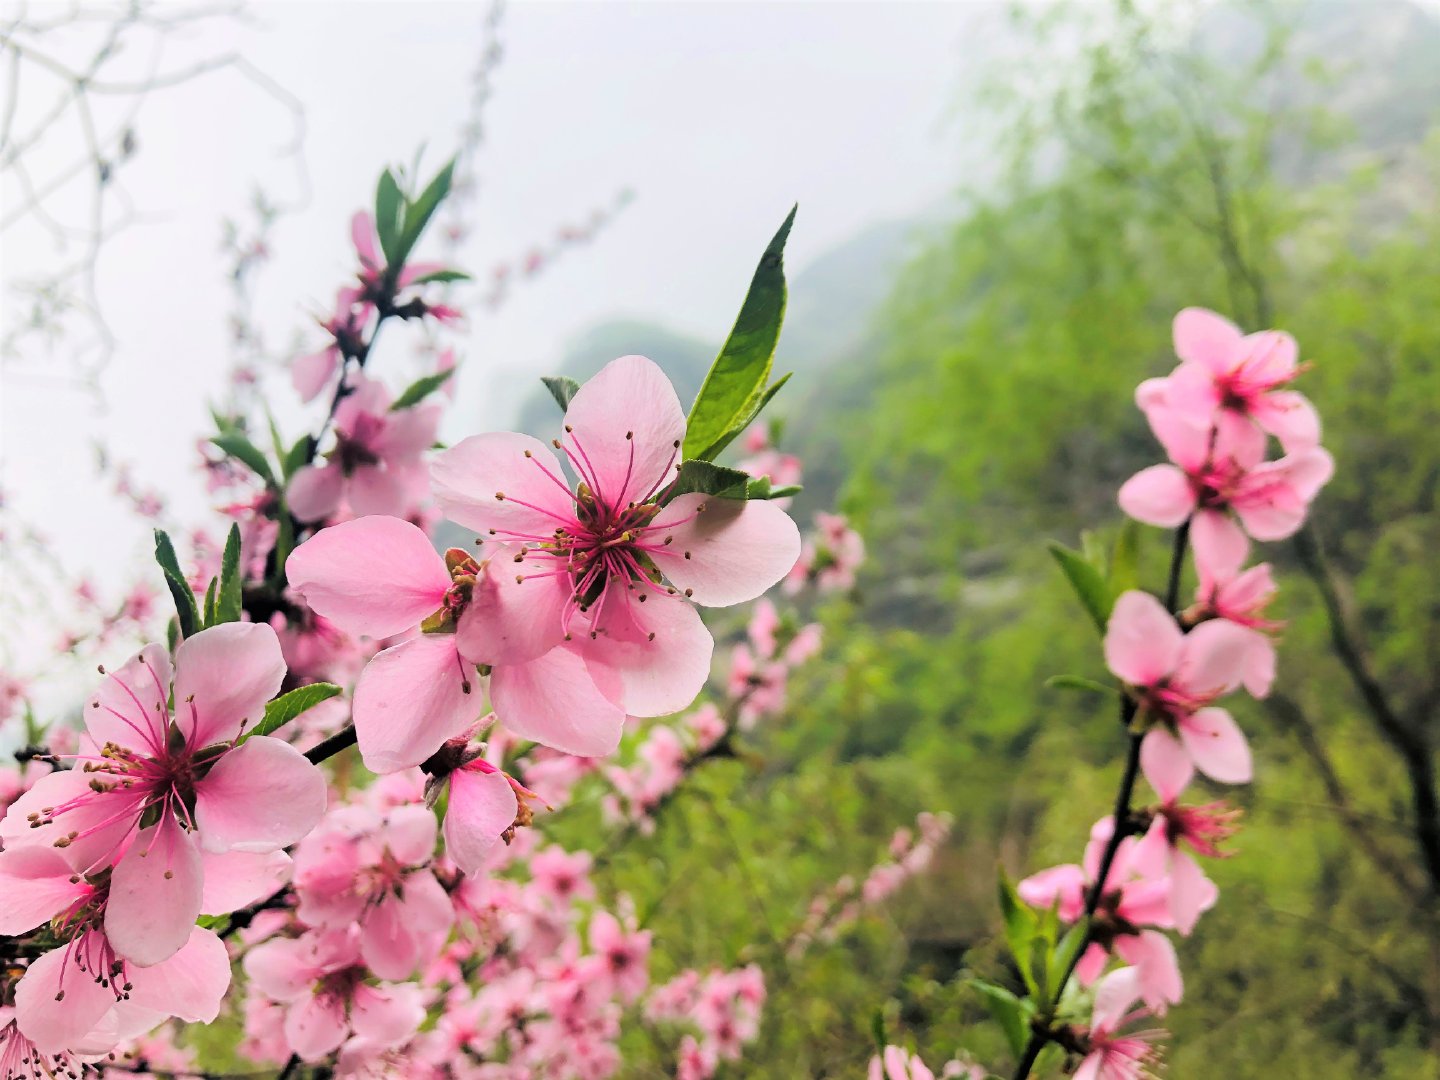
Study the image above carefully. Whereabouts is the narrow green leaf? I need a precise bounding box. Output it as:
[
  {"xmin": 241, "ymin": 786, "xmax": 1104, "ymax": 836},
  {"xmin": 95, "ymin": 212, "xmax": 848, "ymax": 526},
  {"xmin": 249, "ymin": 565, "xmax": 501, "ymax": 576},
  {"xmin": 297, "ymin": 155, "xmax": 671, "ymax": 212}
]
[
  {"xmin": 390, "ymin": 368, "xmax": 454, "ymax": 411},
  {"xmin": 766, "ymin": 483, "xmax": 803, "ymax": 500},
  {"xmin": 697, "ymin": 371, "xmax": 793, "ymax": 462},
  {"xmin": 541, "ymin": 375, "xmax": 582, "ymax": 414},
  {"xmin": 396, "ymin": 157, "xmax": 456, "ymax": 267},
  {"xmin": 998, "ymin": 872, "xmax": 1040, "ymax": 997},
  {"xmin": 684, "ymin": 206, "xmax": 796, "ymax": 461},
  {"xmin": 663, "ymin": 460, "xmax": 751, "ymax": 503},
  {"xmin": 375, "ymin": 169, "xmax": 405, "ymax": 267},
  {"xmin": 1048, "ymin": 918, "xmax": 1090, "ymax": 1003},
  {"xmin": 240, "ymin": 683, "xmax": 343, "ymax": 744},
  {"xmin": 1047, "ymin": 541, "xmax": 1113, "ymax": 632},
  {"xmin": 968, "ymin": 979, "xmax": 1029, "ymax": 1058},
  {"xmin": 1109, "ymin": 518, "xmax": 1141, "ymax": 596},
  {"xmin": 406, "ymin": 268, "xmax": 471, "ymax": 286},
  {"xmin": 153, "ymin": 529, "xmax": 198, "ymax": 639},
  {"xmin": 272, "ymin": 508, "xmax": 296, "ymax": 590},
  {"xmin": 870, "ymin": 1010, "xmax": 887, "ymax": 1056},
  {"xmin": 1044, "ymin": 674, "xmax": 1119, "ymax": 695},
  {"xmin": 215, "ymin": 524, "xmax": 243, "ymax": 625},
  {"xmin": 282, "ymin": 435, "xmax": 315, "ymax": 481},
  {"xmin": 211, "ymin": 432, "xmax": 276, "ymax": 487},
  {"xmin": 202, "ymin": 576, "xmax": 219, "ymax": 629}
]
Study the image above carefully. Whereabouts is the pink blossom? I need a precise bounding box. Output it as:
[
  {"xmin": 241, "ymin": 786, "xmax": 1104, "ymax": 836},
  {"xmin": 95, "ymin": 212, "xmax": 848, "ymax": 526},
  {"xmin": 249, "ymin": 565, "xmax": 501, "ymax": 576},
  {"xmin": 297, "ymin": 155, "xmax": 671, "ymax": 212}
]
[
  {"xmin": 243, "ymin": 928, "xmax": 426, "ymax": 1062},
  {"xmin": 1075, "ymin": 967, "xmax": 1164, "ymax": 1080},
  {"xmin": 292, "ymin": 803, "xmax": 454, "ymax": 980},
  {"xmin": 1187, "ymin": 517, "xmax": 1279, "ymax": 698},
  {"xmin": 1131, "ymin": 800, "xmax": 1239, "ymax": 935},
  {"xmin": 1118, "ymin": 402, "xmax": 1332, "ymax": 543},
  {"xmin": 1105, "ymin": 590, "xmax": 1254, "ymax": 797},
  {"xmin": 1145, "ymin": 307, "xmax": 1320, "ymax": 452},
  {"xmin": 288, "ymin": 375, "xmax": 440, "ymax": 523},
  {"xmin": 432, "ymin": 354, "xmax": 801, "ymax": 720},
  {"xmin": 0, "ymin": 625, "xmax": 326, "ymax": 966}
]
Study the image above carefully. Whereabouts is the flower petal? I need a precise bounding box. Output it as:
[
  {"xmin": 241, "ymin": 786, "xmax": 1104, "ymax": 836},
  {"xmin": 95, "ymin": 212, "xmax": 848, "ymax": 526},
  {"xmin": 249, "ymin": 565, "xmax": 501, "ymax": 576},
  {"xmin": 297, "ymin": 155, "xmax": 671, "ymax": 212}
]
[
  {"xmin": 431, "ymin": 432, "xmax": 575, "ymax": 538},
  {"xmin": 105, "ymin": 819, "xmax": 203, "ymax": 967},
  {"xmin": 1173, "ymin": 618, "xmax": 1250, "ymax": 699},
  {"xmin": 562, "ymin": 355, "xmax": 685, "ymax": 509},
  {"xmin": 1104, "ymin": 591, "xmax": 1183, "ymax": 687},
  {"xmin": 124, "ymin": 926, "xmax": 231, "ymax": 1023},
  {"xmin": 173, "ymin": 622, "xmax": 286, "ymax": 748},
  {"xmin": 490, "ymin": 646, "xmax": 625, "ymax": 758},
  {"xmin": 0, "ymin": 848, "xmax": 91, "ymax": 934},
  {"xmin": 354, "ymin": 635, "xmax": 481, "ymax": 774},
  {"xmin": 14, "ymin": 940, "xmax": 117, "ymax": 1052},
  {"xmin": 646, "ymin": 494, "xmax": 802, "ymax": 607},
  {"xmin": 580, "ymin": 594, "xmax": 714, "ymax": 717},
  {"xmin": 455, "ymin": 553, "xmax": 569, "ymax": 665},
  {"xmin": 85, "ymin": 643, "xmax": 172, "ymax": 757},
  {"xmin": 199, "ymin": 848, "xmax": 292, "ymax": 916},
  {"xmin": 287, "ymin": 462, "xmax": 344, "ymax": 523},
  {"xmin": 1118, "ymin": 464, "xmax": 1196, "ymax": 528},
  {"xmin": 1140, "ymin": 728, "xmax": 1195, "ymax": 802},
  {"xmin": 443, "ymin": 767, "xmax": 518, "ymax": 876},
  {"xmin": 194, "ymin": 736, "xmax": 327, "ymax": 853},
  {"xmin": 1179, "ymin": 707, "xmax": 1252, "ymax": 785},
  {"xmin": 1173, "ymin": 307, "xmax": 1242, "ymax": 374},
  {"xmin": 287, "ymin": 515, "xmax": 452, "ymax": 640}
]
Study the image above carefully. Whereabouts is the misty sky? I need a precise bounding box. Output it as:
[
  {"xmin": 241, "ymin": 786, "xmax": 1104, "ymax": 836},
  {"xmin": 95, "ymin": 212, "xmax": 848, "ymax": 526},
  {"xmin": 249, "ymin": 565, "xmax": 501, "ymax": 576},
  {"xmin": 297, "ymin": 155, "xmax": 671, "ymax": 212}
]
[{"xmin": 2, "ymin": 0, "xmax": 998, "ymax": 670}]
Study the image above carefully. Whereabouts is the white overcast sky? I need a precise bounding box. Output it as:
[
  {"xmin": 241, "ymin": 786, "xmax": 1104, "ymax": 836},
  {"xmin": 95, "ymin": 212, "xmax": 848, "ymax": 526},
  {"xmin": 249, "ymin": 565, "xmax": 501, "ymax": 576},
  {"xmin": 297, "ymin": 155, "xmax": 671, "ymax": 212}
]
[{"xmin": 2, "ymin": 0, "xmax": 997, "ymax": 661}]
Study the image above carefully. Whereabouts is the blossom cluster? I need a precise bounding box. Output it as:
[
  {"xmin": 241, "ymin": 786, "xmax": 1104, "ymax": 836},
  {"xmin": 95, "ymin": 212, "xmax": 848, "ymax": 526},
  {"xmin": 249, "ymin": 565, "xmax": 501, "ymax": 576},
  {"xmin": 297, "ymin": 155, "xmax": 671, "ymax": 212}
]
[{"xmin": 1006, "ymin": 307, "xmax": 1333, "ymax": 1077}]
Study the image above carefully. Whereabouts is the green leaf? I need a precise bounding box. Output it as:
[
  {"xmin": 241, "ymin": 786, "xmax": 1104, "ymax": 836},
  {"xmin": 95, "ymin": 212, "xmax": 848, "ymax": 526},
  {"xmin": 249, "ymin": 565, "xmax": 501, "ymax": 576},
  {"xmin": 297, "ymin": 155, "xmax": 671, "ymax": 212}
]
[
  {"xmin": 240, "ymin": 683, "xmax": 343, "ymax": 744},
  {"xmin": 541, "ymin": 375, "xmax": 582, "ymax": 414},
  {"xmin": 766, "ymin": 483, "xmax": 803, "ymax": 500},
  {"xmin": 1047, "ymin": 541, "xmax": 1113, "ymax": 632},
  {"xmin": 1047, "ymin": 918, "xmax": 1090, "ymax": 1004},
  {"xmin": 201, "ymin": 576, "xmax": 219, "ymax": 628},
  {"xmin": 870, "ymin": 1010, "xmax": 887, "ymax": 1056},
  {"xmin": 697, "ymin": 371, "xmax": 794, "ymax": 462},
  {"xmin": 968, "ymin": 979, "xmax": 1030, "ymax": 1058},
  {"xmin": 998, "ymin": 872, "xmax": 1041, "ymax": 996},
  {"xmin": 282, "ymin": 435, "xmax": 314, "ymax": 481},
  {"xmin": 1109, "ymin": 518, "xmax": 1141, "ymax": 596},
  {"xmin": 215, "ymin": 524, "xmax": 243, "ymax": 625},
  {"xmin": 396, "ymin": 157, "xmax": 456, "ymax": 268},
  {"xmin": 684, "ymin": 206, "xmax": 796, "ymax": 461},
  {"xmin": 375, "ymin": 168, "xmax": 405, "ymax": 267},
  {"xmin": 153, "ymin": 529, "xmax": 198, "ymax": 639},
  {"xmin": 663, "ymin": 460, "xmax": 752, "ymax": 503},
  {"xmin": 406, "ymin": 268, "xmax": 471, "ymax": 286},
  {"xmin": 390, "ymin": 368, "xmax": 454, "ymax": 411},
  {"xmin": 272, "ymin": 508, "xmax": 296, "ymax": 590},
  {"xmin": 211, "ymin": 432, "xmax": 276, "ymax": 488},
  {"xmin": 1044, "ymin": 674, "xmax": 1119, "ymax": 695}
]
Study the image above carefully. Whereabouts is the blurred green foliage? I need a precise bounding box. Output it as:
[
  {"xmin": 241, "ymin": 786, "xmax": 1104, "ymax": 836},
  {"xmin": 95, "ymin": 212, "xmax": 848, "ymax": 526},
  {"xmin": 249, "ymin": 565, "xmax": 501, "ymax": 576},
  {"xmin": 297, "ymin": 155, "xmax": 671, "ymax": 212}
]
[{"xmin": 587, "ymin": 2, "xmax": 1440, "ymax": 1077}]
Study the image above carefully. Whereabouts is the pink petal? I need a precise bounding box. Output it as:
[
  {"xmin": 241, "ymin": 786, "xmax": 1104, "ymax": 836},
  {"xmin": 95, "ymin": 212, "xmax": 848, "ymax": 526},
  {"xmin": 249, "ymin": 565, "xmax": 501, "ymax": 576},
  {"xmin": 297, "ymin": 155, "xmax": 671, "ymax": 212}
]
[
  {"xmin": 455, "ymin": 554, "xmax": 569, "ymax": 665},
  {"xmin": 1173, "ymin": 618, "xmax": 1250, "ymax": 699},
  {"xmin": 105, "ymin": 819, "xmax": 203, "ymax": 966},
  {"xmin": 1116, "ymin": 929, "xmax": 1184, "ymax": 1011},
  {"xmin": 431, "ymin": 432, "xmax": 576, "ymax": 538},
  {"xmin": 1241, "ymin": 630, "xmax": 1277, "ymax": 699},
  {"xmin": 490, "ymin": 646, "xmax": 625, "ymax": 758},
  {"xmin": 285, "ymin": 993, "xmax": 350, "ymax": 1061},
  {"xmin": 562, "ymin": 355, "xmax": 686, "ymax": 509},
  {"xmin": 1016, "ymin": 864, "xmax": 1086, "ymax": 921},
  {"xmin": 351, "ymin": 210, "xmax": 380, "ymax": 269},
  {"xmin": 1104, "ymin": 591, "xmax": 1183, "ymax": 687},
  {"xmin": 354, "ymin": 635, "xmax": 481, "ymax": 773},
  {"xmin": 0, "ymin": 770, "xmax": 135, "ymax": 869},
  {"xmin": 287, "ymin": 462, "xmax": 344, "ymax": 523},
  {"xmin": 444, "ymin": 767, "xmax": 518, "ymax": 876},
  {"xmin": 1140, "ymin": 729, "xmax": 1195, "ymax": 802},
  {"xmin": 14, "ymin": 940, "xmax": 117, "ymax": 1052},
  {"xmin": 1117, "ymin": 464, "xmax": 1196, "ymax": 528},
  {"xmin": 1074, "ymin": 942, "xmax": 1109, "ymax": 987},
  {"xmin": 1163, "ymin": 361, "xmax": 1222, "ymax": 429},
  {"xmin": 194, "ymin": 736, "xmax": 327, "ymax": 853},
  {"xmin": 1167, "ymin": 850, "xmax": 1217, "ymax": 936},
  {"xmin": 350, "ymin": 982, "xmax": 426, "ymax": 1047},
  {"xmin": 1190, "ymin": 509, "xmax": 1249, "ymax": 585},
  {"xmin": 124, "ymin": 926, "xmax": 231, "ymax": 1023},
  {"xmin": 1091, "ymin": 965, "xmax": 1145, "ymax": 1032},
  {"xmin": 286, "ymin": 515, "xmax": 451, "ymax": 640},
  {"xmin": 1179, "ymin": 707, "xmax": 1252, "ymax": 785},
  {"xmin": 360, "ymin": 871, "xmax": 453, "ymax": 981},
  {"xmin": 580, "ymin": 594, "xmax": 714, "ymax": 717},
  {"xmin": 1250, "ymin": 389, "xmax": 1320, "ymax": 452},
  {"xmin": 84, "ymin": 643, "xmax": 172, "ymax": 757},
  {"xmin": 646, "ymin": 494, "xmax": 802, "ymax": 607},
  {"xmin": 376, "ymin": 402, "xmax": 443, "ymax": 459},
  {"xmin": 173, "ymin": 622, "xmax": 286, "ymax": 749},
  {"xmin": 346, "ymin": 465, "xmax": 409, "ymax": 518},
  {"xmin": 0, "ymin": 848, "xmax": 91, "ymax": 934},
  {"xmin": 380, "ymin": 804, "xmax": 437, "ymax": 867},
  {"xmin": 199, "ymin": 848, "xmax": 292, "ymax": 915},
  {"xmin": 291, "ymin": 348, "xmax": 338, "ymax": 404},
  {"xmin": 1172, "ymin": 307, "xmax": 1242, "ymax": 375},
  {"xmin": 243, "ymin": 936, "xmax": 319, "ymax": 1002},
  {"xmin": 1237, "ymin": 329, "xmax": 1297, "ymax": 386},
  {"xmin": 1146, "ymin": 403, "xmax": 1213, "ymax": 473}
]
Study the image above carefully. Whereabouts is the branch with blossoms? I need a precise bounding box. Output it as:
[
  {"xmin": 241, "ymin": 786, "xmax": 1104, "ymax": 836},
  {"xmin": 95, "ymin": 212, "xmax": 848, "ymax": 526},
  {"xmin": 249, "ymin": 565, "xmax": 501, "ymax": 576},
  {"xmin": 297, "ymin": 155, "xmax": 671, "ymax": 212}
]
[
  {"xmin": 937, "ymin": 307, "xmax": 1333, "ymax": 1080},
  {"xmin": 0, "ymin": 167, "xmax": 884, "ymax": 1079}
]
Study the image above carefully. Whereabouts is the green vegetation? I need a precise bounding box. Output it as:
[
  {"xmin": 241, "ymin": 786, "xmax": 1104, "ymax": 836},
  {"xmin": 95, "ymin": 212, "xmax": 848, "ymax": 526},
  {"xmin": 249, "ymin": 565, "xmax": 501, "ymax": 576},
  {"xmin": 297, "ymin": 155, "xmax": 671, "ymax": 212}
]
[{"xmin": 581, "ymin": 3, "xmax": 1440, "ymax": 1076}]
